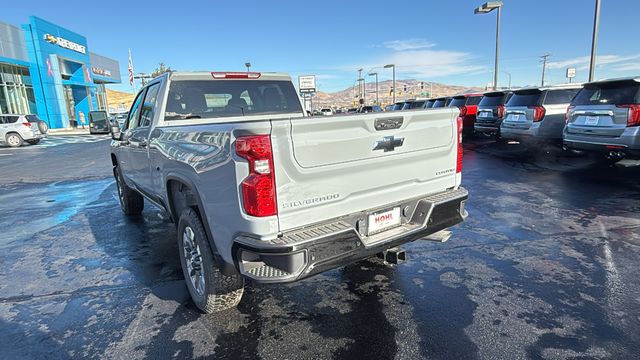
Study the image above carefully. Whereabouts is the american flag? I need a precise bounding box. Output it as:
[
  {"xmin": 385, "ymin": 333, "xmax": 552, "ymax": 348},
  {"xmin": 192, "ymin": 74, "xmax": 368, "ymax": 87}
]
[{"xmin": 128, "ymin": 49, "xmax": 136, "ymax": 92}]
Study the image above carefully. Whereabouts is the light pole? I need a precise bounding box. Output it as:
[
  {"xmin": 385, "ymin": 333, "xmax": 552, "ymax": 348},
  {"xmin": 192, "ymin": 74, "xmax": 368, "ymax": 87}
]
[
  {"xmin": 588, "ymin": 0, "xmax": 601, "ymax": 82},
  {"xmin": 357, "ymin": 68, "xmax": 363, "ymax": 103},
  {"xmin": 384, "ymin": 64, "xmax": 395, "ymax": 104},
  {"xmin": 502, "ymin": 71, "xmax": 511, "ymax": 89},
  {"xmin": 368, "ymin": 72, "xmax": 378, "ymax": 105},
  {"xmin": 245, "ymin": 62, "xmax": 251, "ymax": 72},
  {"xmin": 475, "ymin": 1, "xmax": 502, "ymax": 90}
]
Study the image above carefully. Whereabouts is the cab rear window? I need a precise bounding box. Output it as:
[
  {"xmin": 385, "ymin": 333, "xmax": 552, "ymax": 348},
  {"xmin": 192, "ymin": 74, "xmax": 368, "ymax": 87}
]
[
  {"xmin": 165, "ymin": 80, "xmax": 302, "ymax": 120},
  {"xmin": 572, "ymin": 82, "xmax": 640, "ymax": 105}
]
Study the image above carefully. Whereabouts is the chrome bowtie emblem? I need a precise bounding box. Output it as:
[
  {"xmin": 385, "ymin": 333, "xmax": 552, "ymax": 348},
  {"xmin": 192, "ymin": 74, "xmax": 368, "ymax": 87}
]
[{"xmin": 373, "ymin": 136, "xmax": 404, "ymax": 152}]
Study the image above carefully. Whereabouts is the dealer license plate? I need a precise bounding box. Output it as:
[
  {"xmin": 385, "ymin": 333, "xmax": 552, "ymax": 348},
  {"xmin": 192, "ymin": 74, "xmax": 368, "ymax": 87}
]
[
  {"xmin": 368, "ymin": 207, "xmax": 401, "ymax": 235},
  {"xmin": 585, "ymin": 116, "xmax": 599, "ymax": 126}
]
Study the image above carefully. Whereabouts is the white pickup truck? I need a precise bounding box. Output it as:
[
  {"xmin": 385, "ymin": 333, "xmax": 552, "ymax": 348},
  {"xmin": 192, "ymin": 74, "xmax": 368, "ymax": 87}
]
[{"xmin": 109, "ymin": 71, "xmax": 468, "ymax": 313}]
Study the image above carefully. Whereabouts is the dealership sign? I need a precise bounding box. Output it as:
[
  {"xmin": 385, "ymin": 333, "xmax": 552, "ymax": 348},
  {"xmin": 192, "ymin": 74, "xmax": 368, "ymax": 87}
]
[
  {"xmin": 298, "ymin": 75, "xmax": 316, "ymax": 93},
  {"xmin": 43, "ymin": 34, "xmax": 86, "ymax": 54},
  {"xmin": 91, "ymin": 67, "xmax": 112, "ymax": 77}
]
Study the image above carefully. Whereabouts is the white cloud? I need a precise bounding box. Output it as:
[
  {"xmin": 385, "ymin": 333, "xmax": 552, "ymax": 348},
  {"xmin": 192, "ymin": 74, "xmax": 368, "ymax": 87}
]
[
  {"xmin": 383, "ymin": 39, "xmax": 436, "ymax": 51},
  {"xmin": 361, "ymin": 50, "xmax": 487, "ymax": 79},
  {"xmin": 611, "ymin": 62, "xmax": 640, "ymax": 72},
  {"xmin": 547, "ymin": 54, "xmax": 640, "ymax": 71}
]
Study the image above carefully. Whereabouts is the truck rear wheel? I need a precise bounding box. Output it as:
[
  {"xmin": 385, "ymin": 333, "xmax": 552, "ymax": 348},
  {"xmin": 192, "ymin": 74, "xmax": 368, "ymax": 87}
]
[
  {"xmin": 177, "ymin": 208, "xmax": 244, "ymax": 313},
  {"xmin": 114, "ymin": 165, "xmax": 144, "ymax": 216}
]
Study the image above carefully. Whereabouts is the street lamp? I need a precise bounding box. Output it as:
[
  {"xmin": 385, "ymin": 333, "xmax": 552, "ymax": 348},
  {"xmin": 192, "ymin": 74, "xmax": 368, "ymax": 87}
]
[
  {"xmin": 245, "ymin": 62, "xmax": 251, "ymax": 72},
  {"xmin": 588, "ymin": 0, "xmax": 601, "ymax": 82},
  {"xmin": 368, "ymin": 72, "xmax": 379, "ymax": 105},
  {"xmin": 502, "ymin": 71, "xmax": 511, "ymax": 89},
  {"xmin": 474, "ymin": 1, "xmax": 502, "ymax": 90},
  {"xmin": 384, "ymin": 64, "xmax": 395, "ymax": 104}
]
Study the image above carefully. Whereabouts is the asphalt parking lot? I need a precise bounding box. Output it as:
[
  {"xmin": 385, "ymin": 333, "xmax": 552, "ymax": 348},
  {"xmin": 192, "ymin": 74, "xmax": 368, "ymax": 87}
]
[{"xmin": 1, "ymin": 136, "xmax": 639, "ymax": 359}]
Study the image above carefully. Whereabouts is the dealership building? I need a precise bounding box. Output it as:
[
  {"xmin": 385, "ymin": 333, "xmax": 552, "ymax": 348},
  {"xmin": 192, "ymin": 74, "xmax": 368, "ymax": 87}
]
[{"xmin": 0, "ymin": 16, "xmax": 121, "ymax": 129}]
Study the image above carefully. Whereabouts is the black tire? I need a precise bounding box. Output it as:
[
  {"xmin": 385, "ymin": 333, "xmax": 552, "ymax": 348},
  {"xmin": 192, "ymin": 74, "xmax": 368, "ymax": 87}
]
[
  {"xmin": 178, "ymin": 208, "xmax": 244, "ymax": 313},
  {"xmin": 5, "ymin": 133, "xmax": 23, "ymax": 147},
  {"xmin": 113, "ymin": 165, "xmax": 144, "ymax": 216},
  {"xmin": 27, "ymin": 139, "xmax": 40, "ymax": 145},
  {"xmin": 37, "ymin": 120, "xmax": 48, "ymax": 134}
]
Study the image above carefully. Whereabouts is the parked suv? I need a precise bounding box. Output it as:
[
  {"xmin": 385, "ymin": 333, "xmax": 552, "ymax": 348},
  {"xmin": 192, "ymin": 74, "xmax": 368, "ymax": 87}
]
[
  {"xmin": 0, "ymin": 114, "xmax": 48, "ymax": 147},
  {"xmin": 448, "ymin": 93, "xmax": 483, "ymax": 134},
  {"xmin": 501, "ymin": 84, "xmax": 582, "ymax": 144},
  {"xmin": 564, "ymin": 76, "xmax": 640, "ymax": 162},
  {"xmin": 475, "ymin": 91, "xmax": 513, "ymax": 137}
]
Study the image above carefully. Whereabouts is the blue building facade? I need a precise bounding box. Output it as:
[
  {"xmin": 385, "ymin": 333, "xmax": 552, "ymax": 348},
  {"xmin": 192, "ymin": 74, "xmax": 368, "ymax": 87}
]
[{"xmin": 0, "ymin": 16, "xmax": 120, "ymax": 129}]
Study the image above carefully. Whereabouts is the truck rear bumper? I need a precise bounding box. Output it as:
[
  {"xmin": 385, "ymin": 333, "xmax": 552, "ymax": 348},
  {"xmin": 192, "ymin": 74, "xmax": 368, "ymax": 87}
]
[{"xmin": 232, "ymin": 187, "xmax": 468, "ymax": 283}]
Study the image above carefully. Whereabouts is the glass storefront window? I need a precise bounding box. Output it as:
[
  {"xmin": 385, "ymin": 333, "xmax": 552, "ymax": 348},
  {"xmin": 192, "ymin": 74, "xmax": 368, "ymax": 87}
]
[{"xmin": 0, "ymin": 63, "xmax": 37, "ymax": 115}]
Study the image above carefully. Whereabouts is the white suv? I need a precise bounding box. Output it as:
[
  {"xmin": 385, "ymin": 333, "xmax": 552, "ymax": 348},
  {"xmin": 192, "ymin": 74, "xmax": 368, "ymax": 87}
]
[{"xmin": 0, "ymin": 114, "xmax": 48, "ymax": 147}]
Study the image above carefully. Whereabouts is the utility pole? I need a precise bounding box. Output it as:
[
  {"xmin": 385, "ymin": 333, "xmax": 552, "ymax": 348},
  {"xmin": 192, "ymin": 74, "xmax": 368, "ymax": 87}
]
[
  {"xmin": 588, "ymin": 0, "xmax": 601, "ymax": 82},
  {"xmin": 245, "ymin": 62, "xmax": 251, "ymax": 72},
  {"xmin": 134, "ymin": 72, "xmax": 152, "ymax": 86},
  {"xmin": 540, "ymin": 54, "xmax": 550, "ymax": 86}
]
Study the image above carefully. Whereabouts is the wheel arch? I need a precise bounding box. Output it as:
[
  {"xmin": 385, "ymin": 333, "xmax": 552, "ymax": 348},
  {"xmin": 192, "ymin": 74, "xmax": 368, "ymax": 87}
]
[{"xmin": 166, "ymin": 174, "xmax": 232, "ymax": 272}]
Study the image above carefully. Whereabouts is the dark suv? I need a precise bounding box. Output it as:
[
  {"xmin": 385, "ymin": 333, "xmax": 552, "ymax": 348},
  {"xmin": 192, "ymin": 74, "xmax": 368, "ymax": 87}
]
[
  {"xmin": 501, "ymin": 85, "xmax": 582, "ymax": 144},
  {"xmin": 564, "ymin": 76, "xmax": 640, "ymax": 162},
  {"xmin": 475, "ymin": 91, "xmax": 513, "ymax": 137}
]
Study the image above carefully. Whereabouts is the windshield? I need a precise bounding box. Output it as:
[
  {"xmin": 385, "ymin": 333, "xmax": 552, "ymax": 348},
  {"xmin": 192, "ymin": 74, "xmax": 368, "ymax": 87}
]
[
  {"xmin": 165, "ymin": 80, "xmax": 302, "ymax": 120},
  {"xmin": 478, "ymin": 94, "xmax": 506, "ymax": 107},
  {"xmin": 572, "ymin": 82, "xmax": 640, "ymax": 105},
  {"xmin": 25, "ymin": 115, "xmax": 41, "ymax": 122},
  {"xmin": 507, "ymin": 91, "xmax": 542, "ymax": 106}
]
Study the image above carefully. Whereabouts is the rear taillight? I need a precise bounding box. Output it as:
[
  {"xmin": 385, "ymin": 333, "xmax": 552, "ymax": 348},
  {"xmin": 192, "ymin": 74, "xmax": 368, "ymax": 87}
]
[
  {"xmin": 565, "ymin": 105, "xmax": 575, "ymax": 124},
  {"xmin": 235, "ymin": 135, "xmax": 277, "ymax": 217},
  {"xmin": 497, "ymin": 105, "xmax": 505, "ymax": 119},
  {"xmin": 616, "ymin": 104, "xmax": 640, "ymax": 127},
  {"xmin": 23, "ymin": 121, "xmax": 31, "ymax": 128},
  {"xmin": 456, "ymin": 116, "xmax": 463, "ymax": 173},
  {"xmin": 528, "ymin": 106, "xmax": 546, "ymax": 122},
  {"xmin": 458, "ymin": 106, "xmax": 468, "ymax": 117},
  {"xmin": 211, "ymin": 72, "xmax": 261, "ymax": 79}
]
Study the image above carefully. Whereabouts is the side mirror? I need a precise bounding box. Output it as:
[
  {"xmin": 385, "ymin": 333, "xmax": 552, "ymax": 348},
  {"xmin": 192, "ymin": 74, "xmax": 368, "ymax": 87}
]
[{"xmin": 110, "ymin": 125, "xmax": 122, "ymax": 140}]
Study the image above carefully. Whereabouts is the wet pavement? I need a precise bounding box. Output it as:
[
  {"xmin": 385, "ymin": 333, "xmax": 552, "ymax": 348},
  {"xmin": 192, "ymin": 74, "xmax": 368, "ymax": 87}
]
[{"xmin": 0, "ymin": 137, "xmax": 639, "ymax": 359}]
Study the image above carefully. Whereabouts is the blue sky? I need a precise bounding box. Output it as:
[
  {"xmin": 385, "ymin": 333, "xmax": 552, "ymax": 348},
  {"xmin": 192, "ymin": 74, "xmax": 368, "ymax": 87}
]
[{"xmin": 4, "ymin": 0, "xmax": 639, "ymax": 92}]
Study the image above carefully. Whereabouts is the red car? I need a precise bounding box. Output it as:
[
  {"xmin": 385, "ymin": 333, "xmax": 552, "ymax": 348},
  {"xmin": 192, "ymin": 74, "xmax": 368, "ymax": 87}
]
[{"xmin": 449, "ymin": 93, "xmax": 484, "ymax": 135}]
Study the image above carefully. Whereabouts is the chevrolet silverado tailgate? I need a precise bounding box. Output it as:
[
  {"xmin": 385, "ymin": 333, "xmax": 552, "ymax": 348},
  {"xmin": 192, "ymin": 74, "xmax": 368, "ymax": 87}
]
[{"xmin": 271, "ymin": 108, "xmax": 460, "ymax": 232}]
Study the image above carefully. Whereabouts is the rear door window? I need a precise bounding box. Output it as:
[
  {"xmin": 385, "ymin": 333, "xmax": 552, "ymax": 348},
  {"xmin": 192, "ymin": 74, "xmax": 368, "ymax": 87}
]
[
  {"xmin": 543, "ymin": 89, "xmax": 580, "ymax": 105},
  {"xmin": 126, "ymin": 89, "xmax": 146, "ymax": 130},
  {"xmin": 507, "ymin": 91, "xmax": 542, "ymax": 106},
  {"xmin": 139, "ymin": 82, "xmax": 161, "ymax": 127},
  {"xmin": 572, "ymin": 82, "xmax": 640, "ymax": 105}
]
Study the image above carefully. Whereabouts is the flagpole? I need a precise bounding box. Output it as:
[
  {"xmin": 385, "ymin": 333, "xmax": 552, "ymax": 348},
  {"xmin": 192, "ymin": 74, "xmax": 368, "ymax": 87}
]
[{"xmin": 128, "ymin": 48, "xmax": 136, "ymax": 94}]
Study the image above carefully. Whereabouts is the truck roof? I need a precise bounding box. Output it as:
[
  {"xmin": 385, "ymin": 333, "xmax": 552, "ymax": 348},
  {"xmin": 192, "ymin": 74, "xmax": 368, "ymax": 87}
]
[{"xmin": 167, "ymin": 71, "xmax": 293, "ymax": 82}]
